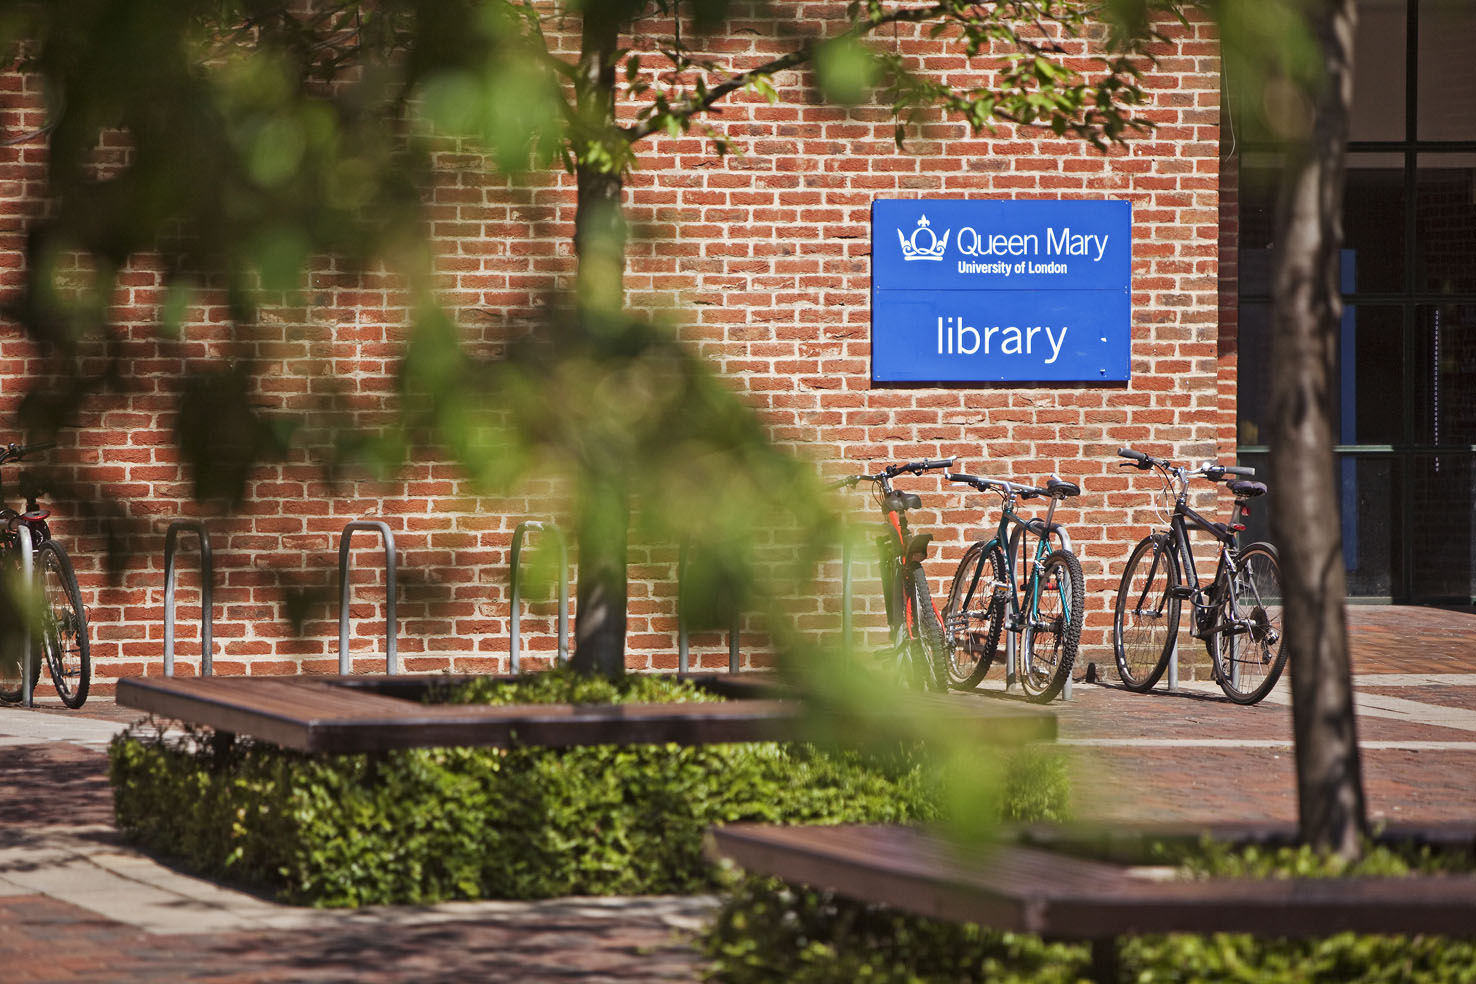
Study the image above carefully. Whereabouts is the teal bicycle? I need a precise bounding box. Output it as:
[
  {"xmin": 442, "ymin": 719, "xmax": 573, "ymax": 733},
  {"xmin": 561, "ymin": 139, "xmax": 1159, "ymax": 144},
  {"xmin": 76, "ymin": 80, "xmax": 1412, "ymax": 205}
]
[{"xmin": 941, "ymin": 472, "xmax": 1084, "ymax": 702}]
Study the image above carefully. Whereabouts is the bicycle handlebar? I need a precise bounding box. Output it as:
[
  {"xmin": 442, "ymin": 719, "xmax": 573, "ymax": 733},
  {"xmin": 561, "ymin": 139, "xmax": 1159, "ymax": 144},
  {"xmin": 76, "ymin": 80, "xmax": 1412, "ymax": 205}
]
[
  {"xmin": 0, "ymin": 441, "xmax": 56, "ymax": 465},
  {"xmin": 1117, "ymin": 447, "xmax": 1164, "ymax": 470},
  {"xmin": 832, "ymin": 456, "xmax": 956, "ymax": 490},
  {"xmin": 885, "ymin": 457, "xmax": 956, "ymax": 478},
  {"xmin": 947, "ymin": 472, "xmax": 1040, "ymax": 500},
  {"xmin": 1119, "ymin": 447, "xmax": 1259, "ymax": 486}
]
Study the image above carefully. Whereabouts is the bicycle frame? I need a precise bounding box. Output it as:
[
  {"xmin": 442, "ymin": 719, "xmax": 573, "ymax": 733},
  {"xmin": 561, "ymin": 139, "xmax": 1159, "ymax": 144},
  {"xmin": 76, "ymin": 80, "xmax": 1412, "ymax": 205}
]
[
  {"xmin": 949, "ymin": 478, "xmax": 1074, "ymax": 687},
  {"xmin": 1127, "ymin": 459, "xmax": 1262, "ymax": 687},
  {"xmin": 837, "ymin": 457, "xmax": 954, "ymax": 653},
  {"xmin": 1152, "ymin": 474, "xmax": 1244, "ymax": 630}
]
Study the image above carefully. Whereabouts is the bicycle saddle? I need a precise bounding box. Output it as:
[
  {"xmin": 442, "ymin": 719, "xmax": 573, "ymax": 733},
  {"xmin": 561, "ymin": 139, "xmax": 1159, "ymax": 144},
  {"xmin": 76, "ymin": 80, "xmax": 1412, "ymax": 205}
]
[
  {"xmin": 1228, "ymin": 479, "xmax": 1267, "ymax": 499},
  {"xmin": 885, "ymin": 492, "xmax": 924, "ymax": 512},
  {"xmin": 1045, "ymin": 477, "xmax": 1080, "ymax": 499}
]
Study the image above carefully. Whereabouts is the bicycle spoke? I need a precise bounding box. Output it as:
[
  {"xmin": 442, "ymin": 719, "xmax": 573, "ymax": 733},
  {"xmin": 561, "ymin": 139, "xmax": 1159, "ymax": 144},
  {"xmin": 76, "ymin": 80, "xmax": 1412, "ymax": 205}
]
[
  {"xmin": 1113, "ymin": 535, "xmax": 1177, "ymax": 692},
  {"xmin": 1215, "ymin": 544, "xmax": 1285, "ymax": 704}
]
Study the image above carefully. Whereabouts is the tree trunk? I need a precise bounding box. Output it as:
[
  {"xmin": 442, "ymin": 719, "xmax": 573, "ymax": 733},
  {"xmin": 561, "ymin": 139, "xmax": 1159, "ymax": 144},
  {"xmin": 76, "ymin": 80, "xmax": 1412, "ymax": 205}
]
[
  {"xmin": 1268, "ymin": 0, "xmax": 1367, "ymax": 857},
  {"xmin": 569, "ymin": 9, "xmax": 629, "ymax": 679}
]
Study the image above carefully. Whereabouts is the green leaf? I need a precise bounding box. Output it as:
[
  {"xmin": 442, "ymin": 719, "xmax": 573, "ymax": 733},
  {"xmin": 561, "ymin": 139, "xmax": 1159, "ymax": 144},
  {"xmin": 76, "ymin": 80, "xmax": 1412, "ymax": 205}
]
[{"xmin": 814, "ymin": 37, "xmax": 879, "ymax": 106}]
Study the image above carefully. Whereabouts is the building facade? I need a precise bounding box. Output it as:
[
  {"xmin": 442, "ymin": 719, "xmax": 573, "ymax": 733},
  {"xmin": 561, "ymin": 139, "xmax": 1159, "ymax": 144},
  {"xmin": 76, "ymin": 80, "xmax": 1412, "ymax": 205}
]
[{"xmin": 0, "ymin": 1, "xmax": 1467, "ymax": 693}]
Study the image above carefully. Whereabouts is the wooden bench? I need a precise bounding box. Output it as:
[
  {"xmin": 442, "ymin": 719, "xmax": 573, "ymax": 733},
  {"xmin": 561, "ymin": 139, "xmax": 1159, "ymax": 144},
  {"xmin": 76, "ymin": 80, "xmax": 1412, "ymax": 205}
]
[
  {"xmin": 115, "ymin": 674, "xmax": 1057, "ymax": 754},
  {"xmin": 708, "ymin": 822, "xmax": 1476, "ymax": 981}
]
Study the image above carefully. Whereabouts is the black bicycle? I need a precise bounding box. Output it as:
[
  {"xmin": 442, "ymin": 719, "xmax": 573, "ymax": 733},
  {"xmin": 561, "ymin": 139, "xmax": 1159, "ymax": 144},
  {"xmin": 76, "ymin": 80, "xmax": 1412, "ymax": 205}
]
[
  {"xmin": 0, "ymin": 442, "xmax": 90, "ymax": 708},
  {"xmin": 1112, "ymin": 447, "xmax": 1284, "ymax": 705},
  {"xmin": 942, "ymin": 472, "xmax": 1084, "ymax": 702},
  {"xmin": 836, "ymin": 458, "xmax": 954, "ymax": 691}
]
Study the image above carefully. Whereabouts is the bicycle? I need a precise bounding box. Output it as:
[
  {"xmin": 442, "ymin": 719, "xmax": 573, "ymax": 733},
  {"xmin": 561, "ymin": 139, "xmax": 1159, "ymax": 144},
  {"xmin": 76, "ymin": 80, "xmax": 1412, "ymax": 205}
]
[
  {"xmin": 0, "ymin": 441, "xmax": 90, "ymax": 708},
  {"xmin": 835, "ymin": 457, "xmax": 955, "ymax": 691},
  {"xmin": 941, "ymin": 472, "xmax": 1084, "ymax": 703},
  {"xmin": 1111, "ymin": 447, "xmax": 1285, "ymax": 705}
]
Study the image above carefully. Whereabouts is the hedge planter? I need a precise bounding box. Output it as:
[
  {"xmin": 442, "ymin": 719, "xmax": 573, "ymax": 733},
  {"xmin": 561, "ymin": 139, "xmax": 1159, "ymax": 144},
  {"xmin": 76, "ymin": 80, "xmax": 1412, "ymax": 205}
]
[{"xmin": 109, "ymin": 671, "xmax": 945, "ymax": 906}]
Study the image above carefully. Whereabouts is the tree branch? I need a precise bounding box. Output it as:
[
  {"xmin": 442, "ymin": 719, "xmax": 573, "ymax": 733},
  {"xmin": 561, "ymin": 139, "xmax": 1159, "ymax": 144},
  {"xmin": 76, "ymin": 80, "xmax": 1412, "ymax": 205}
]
[{"xmin": 622, "ymin": 2, "xmax": 953, "ymax": 143}]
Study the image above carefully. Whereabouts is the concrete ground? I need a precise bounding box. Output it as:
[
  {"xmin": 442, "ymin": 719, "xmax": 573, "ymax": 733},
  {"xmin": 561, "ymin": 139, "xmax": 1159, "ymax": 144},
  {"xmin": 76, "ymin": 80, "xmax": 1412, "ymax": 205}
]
[{"xmin": 2, "ymin": 605, "xmax": 1473, "ymax": 981}]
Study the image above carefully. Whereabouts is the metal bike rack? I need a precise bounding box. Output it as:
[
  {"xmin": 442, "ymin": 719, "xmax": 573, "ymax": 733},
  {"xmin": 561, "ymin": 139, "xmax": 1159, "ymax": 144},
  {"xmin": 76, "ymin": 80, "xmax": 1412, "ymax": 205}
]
[
  {"xmin": 17, "ymin": 525, "xmax": 33, "ymax": 707},
  {"xmin": 337, "ymin": 520, "xmax": 398, "ymax": 675},
  {"xmin": 509, "ymin": 520, "xmax": 569, "ymax": 673},
  {"xmin": 163, "ymin": 520, "xmax": 214, "ymax": 677},
  {"xmin": 677, "ymin": 540, "xmax": 740, "ymax": 674}
]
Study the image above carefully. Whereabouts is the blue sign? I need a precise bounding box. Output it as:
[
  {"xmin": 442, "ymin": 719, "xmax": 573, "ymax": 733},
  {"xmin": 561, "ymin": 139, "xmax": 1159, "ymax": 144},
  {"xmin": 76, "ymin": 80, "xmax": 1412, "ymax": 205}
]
[{"xmin": 871, "ymin": 199, "xmax": 1132, "ymax": 383}]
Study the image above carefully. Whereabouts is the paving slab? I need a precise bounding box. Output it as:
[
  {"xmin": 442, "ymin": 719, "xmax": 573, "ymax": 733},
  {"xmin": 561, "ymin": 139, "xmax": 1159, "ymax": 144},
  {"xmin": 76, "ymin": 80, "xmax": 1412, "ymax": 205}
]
[{"xmin": 0, "ymin": 604, "xmax": 1472, "ymax": 980}]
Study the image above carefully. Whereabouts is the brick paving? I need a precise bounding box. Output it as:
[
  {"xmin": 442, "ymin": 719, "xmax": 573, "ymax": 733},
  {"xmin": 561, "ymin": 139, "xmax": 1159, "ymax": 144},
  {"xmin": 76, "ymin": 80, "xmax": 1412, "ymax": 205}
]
[{"xmin": 0, "ymin": 604, "xmax": 1472, "ymax": 981}]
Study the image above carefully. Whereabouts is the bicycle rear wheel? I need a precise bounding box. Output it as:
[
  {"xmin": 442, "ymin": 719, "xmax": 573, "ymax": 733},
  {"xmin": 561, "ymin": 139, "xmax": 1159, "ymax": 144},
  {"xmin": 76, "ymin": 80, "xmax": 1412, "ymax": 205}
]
[
  {"xmin": 1213, "ymin": 542, "xmax": 1285, "ymax": 705},
  {"xmin": 1112, "ymin": 534, "xmax": 1179, "ymax": 692},
  {"xmin": 941, "ymin": 541, "xmax": 1006, "ymax": 689},
  {"xmin": 36, "ymin": 541, "xmax": 89, "ymax": 708},
  {"xmin": 1019, "ymin": 549, "xmax": 1084, "ymax": 703}
]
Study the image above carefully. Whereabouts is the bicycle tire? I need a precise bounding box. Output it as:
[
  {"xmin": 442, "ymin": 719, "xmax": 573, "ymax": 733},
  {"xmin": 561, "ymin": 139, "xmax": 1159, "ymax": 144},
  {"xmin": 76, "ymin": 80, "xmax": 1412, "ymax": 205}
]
[
  {"xmin": 36, "ymin": 541, "xmax": 90, "ymax": 708},
  {"xmin": 908, "ymin": 565, "xmax": 950, "ymax": 691},
  {"xmin": 941, "ymin": 541, "xmax": 1006, "ymax": 689},
  {"xmin": 1018, "ymin": 549, "xmax": 1084, "ymax": 703},
  {"xmin": 1112, "ymin": 533, "xmax": 1180, "ymax": 692},
  {"xmin": 1213, "ymin": 541, "xmax": 1285, "ymax": 705}
]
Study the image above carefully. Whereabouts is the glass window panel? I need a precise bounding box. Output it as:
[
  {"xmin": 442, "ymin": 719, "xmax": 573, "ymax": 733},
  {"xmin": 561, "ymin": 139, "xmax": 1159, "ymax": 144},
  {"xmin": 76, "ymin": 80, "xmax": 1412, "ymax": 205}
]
[
  {"xmin": 1415, "ymin": 155, "xmax": 1476, "ymax": 294},
  {"xmin": 1234, "ymin": 451, "xmax": 1397, "ymax": 598},
  {"xmin": 1237, "ymin": 153, "xmax": 1280, "ymax": 298},
  {"xmin": 1344, "ymin": 154, "xmax": 1408, "ymax": 294},
  {"xmin": 1237, "ymin": 153, "xmax": 1406, "ymax": 297},
  {"xmin": 1353, "ymin": 0, "xmax": 1408, "ymax": 141},
  {"xmin": 1236, "ymin": 302, "xmax": 1273, "ymax": 447},
  {"xmin": 1409, "ymin": 453, "xmax": 1476, "ymax": 600},
  {"xmin": 1236, "ymin": 302, "xmax": 1404, "ymax": 448},
  {"xmin": 1418, "ymin": 0, "xmax": 1476, "ymax": 140},
  {"xmin": 1338, "ymin": 305, "xmax": 1406, "ymax": 445},
  {"xmin": 1414, "ymin": 303, "xmax": 1476, "ymax": 445},
  {"xmin": 1339, "ymin": 455, "xmax": 1397, "ymax": 597}
]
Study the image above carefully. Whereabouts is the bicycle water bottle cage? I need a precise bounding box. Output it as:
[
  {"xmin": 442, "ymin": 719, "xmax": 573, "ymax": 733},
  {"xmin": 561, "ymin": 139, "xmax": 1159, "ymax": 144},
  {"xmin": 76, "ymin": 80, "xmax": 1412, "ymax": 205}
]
[
  {"xmin": 1045, "ymin": 477, "xmax": 1081, "ymax": 499},
  {"xmin": 1228, "ymin": 480, "xmax": 1267, "ymax": 499}
]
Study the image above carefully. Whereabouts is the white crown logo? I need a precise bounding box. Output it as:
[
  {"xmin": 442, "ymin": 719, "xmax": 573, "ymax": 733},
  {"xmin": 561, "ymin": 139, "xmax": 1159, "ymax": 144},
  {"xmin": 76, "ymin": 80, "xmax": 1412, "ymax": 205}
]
[{"xmin": 897, "ymin": 214, "xmax": 949, "ymax": 261}]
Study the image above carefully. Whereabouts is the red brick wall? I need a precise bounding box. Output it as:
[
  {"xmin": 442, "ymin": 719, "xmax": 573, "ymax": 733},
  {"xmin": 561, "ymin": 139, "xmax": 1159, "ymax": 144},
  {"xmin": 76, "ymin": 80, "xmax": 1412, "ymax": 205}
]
[{"xmin": 0, "ymin": 7, "xmax": 1230, "ymax": 692}]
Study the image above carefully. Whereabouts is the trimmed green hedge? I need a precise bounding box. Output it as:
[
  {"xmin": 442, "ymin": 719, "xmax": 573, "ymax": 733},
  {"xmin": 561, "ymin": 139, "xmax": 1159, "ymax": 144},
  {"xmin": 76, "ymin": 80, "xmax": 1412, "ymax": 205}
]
[
  {"xmin": 700, "ymin": 842, "xmax": 1476, "ymax": 984},
  {"xmin": 109, "ymin": 672, "xmax": 945, "ymax": 906}
]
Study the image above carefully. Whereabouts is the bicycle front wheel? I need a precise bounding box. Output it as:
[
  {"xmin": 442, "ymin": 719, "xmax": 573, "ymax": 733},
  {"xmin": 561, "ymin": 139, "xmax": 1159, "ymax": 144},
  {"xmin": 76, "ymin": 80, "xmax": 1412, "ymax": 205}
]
[
  {"xmin": 36, "ymin": 541, "xmax": 90, "ymax": 708},
  {"xmin": 1019, "ymin": 549, "xmax": 1084, "ymax": 703},
  {"xmin": 907, "ymin": 565, "xmax": 949, "ymax": 691},
  {"xmin": 941, "ymin": 542, "xmax": 1006, "ymax": 689},
  {"xmin": 1214, "ymin": 542, "xmax": 1285, "ymax": 705},
  {"xmin": 1112, "ymin": 534, "xmax": 1180, "ymax": 692}
]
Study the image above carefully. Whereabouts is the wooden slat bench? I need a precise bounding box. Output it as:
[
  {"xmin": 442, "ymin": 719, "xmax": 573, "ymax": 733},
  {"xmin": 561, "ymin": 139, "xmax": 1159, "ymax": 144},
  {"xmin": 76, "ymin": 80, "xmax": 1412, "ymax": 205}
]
[
  {"xmin": 115, "ymin": 674, "xmax": 1058, "ymax": 754},
  {"xmin": 708, "ymin": 822, "xmax": 1476, "ymax": 981}
]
